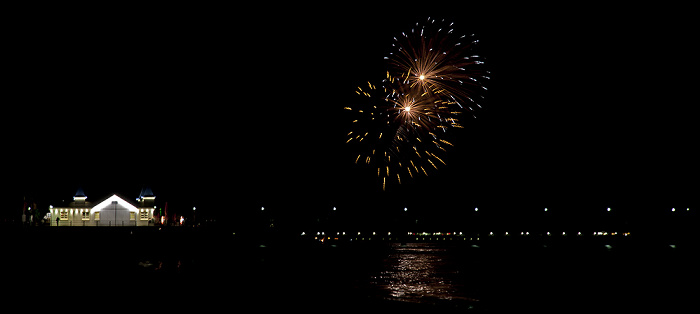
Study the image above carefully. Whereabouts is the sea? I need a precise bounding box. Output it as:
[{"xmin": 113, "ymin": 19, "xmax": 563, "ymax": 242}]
[{"xmin": 4, "ymin": 227, "xmax": 697, "ymax": 312}]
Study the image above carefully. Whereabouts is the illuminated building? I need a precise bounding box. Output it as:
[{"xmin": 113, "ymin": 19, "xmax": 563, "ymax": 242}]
[{"xmin": 50, "ymin": 188, "xmax": 155, "ymax": 227}]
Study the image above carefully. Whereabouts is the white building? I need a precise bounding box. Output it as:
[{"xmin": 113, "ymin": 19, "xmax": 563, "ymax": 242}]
[{"xmin": 50, "ymin": 188, "xmax": 155, "ymax": 227}]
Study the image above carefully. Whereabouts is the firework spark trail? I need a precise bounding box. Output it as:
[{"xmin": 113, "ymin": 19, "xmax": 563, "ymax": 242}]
[
  {"xmin": 347, "ymin": 18, "xmax": 488, "ymax": 190},
  {"xmin": 386, "ymin": 18, "xmax": 489, "ymax": 115},
  {"xmin": 346, "ymin": 74, "xmax": 456, "ymax": 190}
]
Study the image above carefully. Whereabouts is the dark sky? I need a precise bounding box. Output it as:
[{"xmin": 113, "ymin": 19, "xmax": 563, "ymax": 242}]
[{"xmin": 7, "ymin": 4, "xmax": 696, "ymax": 220}]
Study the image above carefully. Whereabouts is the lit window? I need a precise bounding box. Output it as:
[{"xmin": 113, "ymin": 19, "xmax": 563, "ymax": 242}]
[
  {"xmin": 94, "ymin": 212, "xmax": 100, "ymax": 221},
  {"xmin": 60, "ymin": 210, "xmax": 69, "ymax": 220},
  {"xmin": 81, "ymin": 210, "xmax": 90, "ymax": 220},
  {"xmin": 130, "ymin": 212, "xmax": 136, "ymax": 221},
  {"xmin": 140, "ymin": 209, "xmax": 149, "ymax": 220}
]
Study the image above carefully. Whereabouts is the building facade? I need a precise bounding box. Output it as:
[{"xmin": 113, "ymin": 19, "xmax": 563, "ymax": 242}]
[{"xmin": 50, "ymin": 189, "xmax": 155, "ymax": 227}]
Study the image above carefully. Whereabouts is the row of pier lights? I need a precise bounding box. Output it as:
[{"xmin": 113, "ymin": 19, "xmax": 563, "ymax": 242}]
[
  {"xmin": 300, "ymin": 230, "xmax": 633, "ymax": 241},
  {"xmin": 279, "ymin": 205, "xmax": 694, "ymax": 243},
  {"xmin": 257, "ymin": 206, "xmax": 694, "ymax": 214}
]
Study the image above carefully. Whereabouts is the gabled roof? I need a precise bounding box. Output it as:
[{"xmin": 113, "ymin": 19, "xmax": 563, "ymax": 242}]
[{"xmin": 91, "ymin": 194, "xmax": 142, "ymax": 212}]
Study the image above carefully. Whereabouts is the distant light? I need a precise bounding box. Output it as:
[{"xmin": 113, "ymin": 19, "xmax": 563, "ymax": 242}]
[
  {"xmin": 404, "ymin": 207, "xmax": 408, "ymax": 212},
  {"xmin": 607, "ymin": 207, "xmax": 611, "ymax": 212},
  {"xmin": 333, "ymin": 207, "xmax": 336, "ymax": 211},
  {"xmin": 193, "ymin": 207, "xmax": 196, "ymax": 211},
  {"xmin": 404, "ymin": 106, "xmax": 411, "ymax": 112},
  {"xmin": 474, "ymin": 207, "xmax": 478, "ymax": 212},
  {"xmin": 261, "ymin": 207, "xmax": 265, "ymax": 211},
  {"xmin": 49, "ymin": 205, "xmax": 53, "ymax": 209},
  {"xmin": 671, "ymin": 208, "xmax": 675, "ymax": 212},
  {"xmin": 687, "ymin": 208, "xmax": 690, "ymax": 211},
  {"xmin": 544, "ymin": 207, "xmax": 548, "ymax": 212},
  {"xmin": 419, "ymin": 74, "xmax": 425, "ymax": 80}
]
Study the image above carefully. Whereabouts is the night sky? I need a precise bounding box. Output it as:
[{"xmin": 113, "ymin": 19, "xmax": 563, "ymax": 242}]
[{"xmin": 7, "ymin": 4, "xmax": 696, "ymax": 223}]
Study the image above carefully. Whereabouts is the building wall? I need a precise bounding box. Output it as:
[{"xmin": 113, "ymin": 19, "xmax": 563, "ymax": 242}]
[{"xmin": 51, "ymin": 204, "xmax": 153, "ymax": 227}]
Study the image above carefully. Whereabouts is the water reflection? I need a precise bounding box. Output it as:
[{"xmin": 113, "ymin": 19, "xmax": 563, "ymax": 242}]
[{"xmin": 370, "ymin": 243, "xmax": 476, "ymax": 304}]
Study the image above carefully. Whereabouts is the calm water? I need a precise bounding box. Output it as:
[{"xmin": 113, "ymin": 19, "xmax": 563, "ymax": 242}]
[
  {"xmin": 7, "ymin": 229, "xmax": 698, "ymax": 311},
  {"xmin": 367, "ymin": 243, "xmax": 477, "ymax": 305}
]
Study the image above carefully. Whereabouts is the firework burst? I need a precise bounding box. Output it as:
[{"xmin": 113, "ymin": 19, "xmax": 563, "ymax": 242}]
[
  {"xmin": 346, "ymin": 73, "xmax": 456, "ymax": 190},
  {"xmin": 347, "ymin": 18, "xmax": 487, "ymax": 190},
  {"xmin": 386, "ymin": 17, "xmax": 489, "ymax": 116}
]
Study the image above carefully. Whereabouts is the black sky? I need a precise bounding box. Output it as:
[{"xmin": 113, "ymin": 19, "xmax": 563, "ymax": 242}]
[{"xmin": 7, "ymin": 4, "xmax": 697, "ymax": 220}]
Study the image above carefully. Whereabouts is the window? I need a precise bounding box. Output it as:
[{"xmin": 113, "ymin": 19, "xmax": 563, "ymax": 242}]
[
  {"xmin": 60, "ymin": 210, "xmax": 69, "ymax": 220},
  {"xmin": 81, "ymin": 209, "xmax": 90, "ymax": 220},
  {"xmin": 130, "ymin": 212, "xmax": 135, "ymax": 221},
  {"xmin": 94, "ymin": 212, "xmax": 100, "ymax": 221},
  {"xmin": 140, "ymin": 209, "xmax": 149, "ymax": 220}
]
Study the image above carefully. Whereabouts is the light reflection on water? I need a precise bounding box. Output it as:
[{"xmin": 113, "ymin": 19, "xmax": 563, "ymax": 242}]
[{"xmin": 369, "ymin": 243, "xmax": 477, "ymax": 304}]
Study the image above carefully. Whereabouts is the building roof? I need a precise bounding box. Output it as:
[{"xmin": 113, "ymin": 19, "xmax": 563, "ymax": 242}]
[
  {"xmin": 139, "ymin": 186, "xmax": 154, "ymax": 198},
  {"xmin": 58, "ymin": 193, "xmax": 144, "ymax": 210},
  {"xmin": 91, "ymin": 194, "xmax": 142, "ymax": 212}
]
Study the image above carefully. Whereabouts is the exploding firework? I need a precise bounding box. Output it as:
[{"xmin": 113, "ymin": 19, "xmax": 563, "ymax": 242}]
[
  {"xmin": 346, "ymin": 73, "xmax": 456, "ymax": 190},
  {"xmin": 385, "ymin": 17, "xmax": 489, "ymax": 117},
  {"xmin": 347, "ymin": 18, "xmax": 487, "ymax": 190}
]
